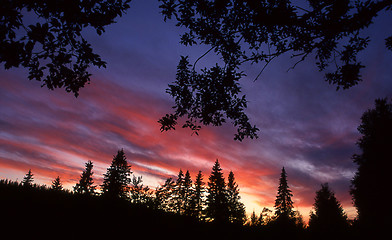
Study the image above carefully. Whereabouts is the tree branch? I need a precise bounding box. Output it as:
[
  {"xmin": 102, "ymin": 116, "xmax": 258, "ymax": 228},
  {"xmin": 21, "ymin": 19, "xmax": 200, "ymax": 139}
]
[{"xmin": 193, "ymin": 46, "xmax": 215, "ymax": 70}]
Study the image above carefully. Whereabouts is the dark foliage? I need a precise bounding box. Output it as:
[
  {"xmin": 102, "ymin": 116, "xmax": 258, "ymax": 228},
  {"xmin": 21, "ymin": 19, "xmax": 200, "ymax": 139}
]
[
  {"xmin": 270, "ymin": 167, "xmax": 306, "ymax": 238},
  {"xmin": 51, "ymin": 176, "xmax": 63, "ymax": 191},
  {"xmin": 101, "ymin": 149, "xmax": 132, "ymax": 199},
  {"xmin": 227, "ymin": 171, "xmax": 246, "ymax": 225},
  {"xmin": 274, "ymin": 167, "xmax": 294, "ymax": 220},
  {"xmin": 0, "ymin": 0, "xmax": 131, "ymax": 96},
  {"xmin": 351, "ymin": 98, "xmax": 392, "ymax": 236},
  {"xmin": 74, "ymin": 160, "xmax": 96, "ymax": 195},
  {"xmin": 189, "ymin": 170, "xmax": 205, "ymax": 219},
  {"xmin": 155, "ymin": 177, "xmax": 176, "ymax": 212},
  {"xmin": 129, "ymin": 175, "xmax": 154, "ymax": 206},
  {"xmin": 21, "ymin": 169, "xmax": 34, "ymax": 187},
  {"xmin": 309, "ymin": 183, "xmax": 349, "ymax": 240},
  {"xmin": 3, "ymin": 144, "xmax": 381, "ymax": 239},
  {"xmin": 158, "ymin": 56, "xmax": 258, "ymax": 141},
  {"xmin": 206, "ymin": 159, "xmax": 229, "ymax": 223},
  {"xmin": 159, "ymin": 0, "xmax": 392, "ymax": 140},
  {"xmin": 0, "ymin": 179, "xmax": 255, "ymax": 239}
]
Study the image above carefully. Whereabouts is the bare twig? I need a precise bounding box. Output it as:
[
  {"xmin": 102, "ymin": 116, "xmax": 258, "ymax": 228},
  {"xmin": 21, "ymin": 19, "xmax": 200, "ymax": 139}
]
[
  {"xmin": 193, "ymin": 46, "xmax": 215, "ymax": 70},
  {"xmin": 254, "ymin": 55, "xmax": 277, "ymax": 82},
  {"xmin": 287, "ymin": 51, "xmax": 310, "ymax": 72}
]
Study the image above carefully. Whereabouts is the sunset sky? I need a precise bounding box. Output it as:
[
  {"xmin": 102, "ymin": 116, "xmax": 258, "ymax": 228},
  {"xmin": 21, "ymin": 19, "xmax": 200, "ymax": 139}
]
[{"xmin": 1, "ymin": 0, "xmax": 392, "ymax": 222}]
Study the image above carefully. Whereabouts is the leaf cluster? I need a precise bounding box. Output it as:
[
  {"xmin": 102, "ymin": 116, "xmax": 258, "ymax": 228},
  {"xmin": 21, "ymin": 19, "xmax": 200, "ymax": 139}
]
[
  {"xmin": 159, "ymin": 56, "xmax": 258, "ymax": 141},
  {"xmin": 159, "ymin": 0, "xmax": 392, "ymax": 139},
  {"xmin": 0, "ymin": 0, "xmax": 131, "ymax": 96}
]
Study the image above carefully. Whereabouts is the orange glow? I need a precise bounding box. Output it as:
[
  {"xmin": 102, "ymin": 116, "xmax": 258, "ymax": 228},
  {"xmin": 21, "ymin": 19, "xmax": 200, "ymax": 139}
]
[{"xmin": 0, "ymin": 76, "xmax": 357, "ymax": 223}]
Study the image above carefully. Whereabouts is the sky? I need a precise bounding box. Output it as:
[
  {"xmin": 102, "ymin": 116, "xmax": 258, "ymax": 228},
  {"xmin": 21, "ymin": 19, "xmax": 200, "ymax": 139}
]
[{"xmin": 1, "ymin": 0, "xmax": 392, "ymax": 222}]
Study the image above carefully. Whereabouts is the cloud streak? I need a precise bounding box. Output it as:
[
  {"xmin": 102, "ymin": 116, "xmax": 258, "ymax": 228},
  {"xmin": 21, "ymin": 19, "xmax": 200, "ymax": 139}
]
[
  {"xmin": 2, "ymin": 1, "xmax": 392, "ymax": 222},
  {"xmin": 0, "ymin": 70, "xmax": 361, "ymax": 222}
]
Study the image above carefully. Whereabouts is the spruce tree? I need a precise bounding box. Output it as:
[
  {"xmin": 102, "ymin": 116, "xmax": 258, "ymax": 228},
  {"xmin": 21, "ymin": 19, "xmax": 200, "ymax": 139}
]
[
  {"xmin": 206, "ymin": 159, "xmax": 228, "ymax": 223},
  {"xmin": 174, "ymin": 169, "xmax": 185, "ymax": 214},
  {"xmin": 22, "ymin": 169, "xmax": 34, "ymax": 187},
  {"xmin": 183, "ymin": 170, "xmax": 193, "ymax": 215},
  {"xmin": 309, "ymin": 183, "xmax": 348, "ymax": 237},
  {"xmin": 274, "ymin": 167, "xmax": 294, "ymax": 221},
  {"xmin": 101, "ymin": 149, "xmax": 132, "ymax": 199},
  {"xmin": 249, "ymin": 211, "xmax": 258, "ymax": 226},
  {"xmin": 247, "ymin": 210, "xmax": 262, "ymax": 227},
  {"xmin": 156, "ymin": 177, "xmax": 176, "ymax": 212},
  {"xmin": 189, "ymin": 170, "xmax": 205, "ymax": 219},
  {"xmin": 227, "ymin": 171, "xmax": 246, "ymax": 225},
  {"xmin": 74, "ymin": 160, "xmax": 96, "ymax": 195},
  {"xmin": 261, "ymin": 207, "xmax": 273, "ymax": 225},
  {"xmin": 129, "ymin": 175, "xmax": 152, "ymax": 205},
  {"xmin": 51, "ymin": 176, "xmax": 63, "ymax": 191}
]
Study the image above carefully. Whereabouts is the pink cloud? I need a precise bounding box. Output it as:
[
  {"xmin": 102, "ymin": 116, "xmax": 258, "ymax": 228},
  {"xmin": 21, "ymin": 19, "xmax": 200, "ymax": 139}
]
[{"xmin": 0, "ymin": 72, "xmax": 357, "ymax": 222}]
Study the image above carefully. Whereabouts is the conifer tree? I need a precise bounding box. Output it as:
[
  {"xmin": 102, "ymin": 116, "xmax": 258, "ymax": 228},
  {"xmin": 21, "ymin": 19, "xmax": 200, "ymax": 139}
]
[
  {"xmin": 22, "ymin": 169, "xmax": 34, "ymax": 187},
  {"xmin": 183, "ymin": 170, "xmax": 193, "ymax": 215},
  {"xmin": 173, "ymin": 169, "xmax": 185, "ymax": 214},
  {"xmin": 227, "ymin": 171, "xmax": 246, "ymax": 224},
  {"xmin": 156, "ymin": 177, "xmax": 176, "ymax": 212},
  {"xmin": 101, "ymin": 149, "xmax": 132, "ymax": 199},
  {"xmin": 261, "ymin": 207, "xmax": 273, "ymax": 225},
  {"xmin": 74, "ymin": 160, "xmax": 96, "ymax": 195},
  {"xmin": 247, "ymin": 210, "xmax": 262, "ymax": 227},
  {"xmin": 189, "ymin": 170, "xmax": 205, "ymax": 219},
  {"xmin": 206, "ymin": 159, "xmax": 229, "ymax": 223},
  {"xmin": 51, "ymin": 176, "xmax": 63, "ymax": 191},
  {"xmin": 129, "ymin": 175, "xmax": 152, "ymax": 205},
  {"xmin": 274, "ymin": 167, "xmax": 294, "ymax": 221},
  {"xmin": 309, "ymin": 183, "xmax": 348, "ymax": 237}
]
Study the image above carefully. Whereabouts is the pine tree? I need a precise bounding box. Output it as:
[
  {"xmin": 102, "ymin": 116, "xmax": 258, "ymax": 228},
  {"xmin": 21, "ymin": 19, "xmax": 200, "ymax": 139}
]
[
  {"xmin": 156, "ymin": 177, "xmax": 176, "ymax": 212},
  {"xmin": 173, "ymin": 169, "xmax": 185, "ymax": 214},
  {"xmin": 227, "ymin": 171, "xmax": 246, "ymax": 225},
  {"xmin": 22, "ymin": 169, "xmax": 34, "ymax": 187},
  {"xmin": 189, "ymin": 170, "xmax": 205, "ymax": 219},
  {"xmin": 261, "ymin": 207, "xmax": 273, "ymax": 225},
  {"xmin": 247, "ymin": 210, "xmax": 262, "ymax": 227},
  {"xmin": 309, "ymin": 183, "xmax": 349, "ymax": 237},
  {"xmin": 101, "ymin": 149, "xmax": 132, "ymax": 199},
  {"xmin": 74, "ymin": 160, "xmax": 96, "ymax": 195},
  {"xmin": 274, "ymin": 167, "xmax": 294, "ymax": 221},
  {"xmin": 51, "ymin": 176, "xmax": 63, "ymax": 191},
  {"xmin": 129, "ymin": 175, "xmax": 152, "ymax": 205},
  {"xmin": 183, "ymin": 170, "xmax": 193, "ymax": 215},
  {"xmin": 206, "ymin": 159, "xmax": 229, "ymax": 223}
]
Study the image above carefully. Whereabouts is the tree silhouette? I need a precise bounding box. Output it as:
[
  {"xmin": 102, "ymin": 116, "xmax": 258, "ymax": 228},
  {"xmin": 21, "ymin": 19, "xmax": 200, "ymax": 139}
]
[
  {"xmin": 129, "ymin": 175, "xmax": 153, "ymax": 206},
  {"xmin": 159, "ymin": 0, "xmax": 392, "ymax": 140},
  {"xmin": 247, "ymin": 210, "xmax": 261, "ymax": 227},
  {"xmin": 183, "ymin": 170, "xmax": 194, "ymax": 215},
  {"xmin": 189, "ymin": 170, "xmax": 205, "ymax": 219},
  {"xmin": 156, "ymin": 177, "xmax": 176, "ymax": 212},
  {"xmin": 101, "ymin": 149, "xmax": 132, "ymax": 199},
  {"xmin": 21, "ymin": 169, "xmax": 34, "ymax": 187},
  {"xmin": 227, "ymin": 171, "xmax": 246, "ymax": 225},
  {"xmin": 0, "ymin": 0, "xmax": 131, "ymax": 96},
  {"xmin": 309, "ymin": 183, "xmax": 349, "ymax": 238},
  {"xmin": 74, "ymin": 160, "xmax": 96, "ymax": 195},
  {"xmin": 158, "ymin": 56, "xmax": 258, "ymax": 141},
  {"xmin": 51, "ymin": 176, "xmax": 63, "ymax": 191},
  {"xmin": 173, "ymin": 169, "xmax": 185, "ymax": 214},
  {"xmin": 274, "ymin": 167, "xmax": 294, "ymax": 221},
  {"xmin": 350, "ymin": 98, "xmax": 392, "ymax": 234},
  {"xmin": 206, "ymin": 159, "xmax": 229, "ymax": 223}
]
